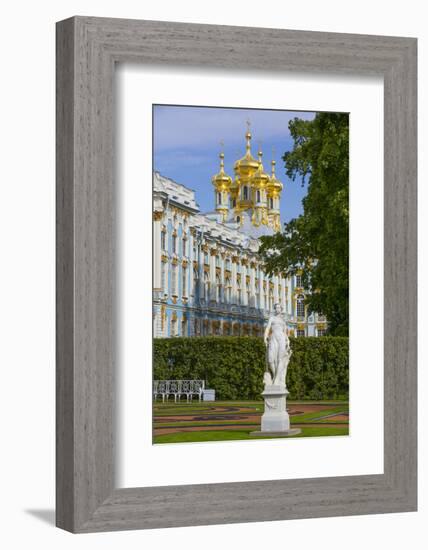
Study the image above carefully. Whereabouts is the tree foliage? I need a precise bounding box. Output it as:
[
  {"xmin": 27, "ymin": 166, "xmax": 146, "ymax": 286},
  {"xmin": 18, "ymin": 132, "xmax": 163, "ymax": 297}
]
[
  {"xmin": 259, "ymin": 112, "xmax": 349, "ymax": 335},
  {"xmin": 154, "ymin": 336, "xmax": 349, "ymax": 400}
]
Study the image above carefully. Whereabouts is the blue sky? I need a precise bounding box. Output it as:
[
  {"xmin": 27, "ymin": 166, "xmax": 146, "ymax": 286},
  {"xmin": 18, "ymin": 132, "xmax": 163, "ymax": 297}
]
[{"xmin": 153, "ymin": 105, "xmax": 316, "ymax": 223}]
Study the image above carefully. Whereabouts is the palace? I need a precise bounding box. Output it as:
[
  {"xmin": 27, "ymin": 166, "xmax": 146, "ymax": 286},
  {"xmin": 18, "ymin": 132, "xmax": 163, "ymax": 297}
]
[{"xmin": 153, "ymin": 128, "xmax": 327, "ymax": 338}]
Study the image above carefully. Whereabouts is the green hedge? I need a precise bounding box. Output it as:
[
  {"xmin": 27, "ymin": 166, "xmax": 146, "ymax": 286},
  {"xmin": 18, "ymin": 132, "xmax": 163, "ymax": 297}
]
[{"xmin": 153, "ymin": 336, "xmax": 349, "ymax": 400}]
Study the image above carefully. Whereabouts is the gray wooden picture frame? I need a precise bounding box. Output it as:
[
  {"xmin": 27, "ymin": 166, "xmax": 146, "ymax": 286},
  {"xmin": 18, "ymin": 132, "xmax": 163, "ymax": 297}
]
[{"xmin": 56, "ymin": 16, "xmax": 417, "ymax": 533}]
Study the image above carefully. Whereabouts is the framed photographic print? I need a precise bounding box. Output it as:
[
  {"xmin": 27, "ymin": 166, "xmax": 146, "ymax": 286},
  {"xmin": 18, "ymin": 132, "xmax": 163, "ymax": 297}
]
[{"xmin": 56, "ymin": 16, "xmax": 417, "ymax": 532}]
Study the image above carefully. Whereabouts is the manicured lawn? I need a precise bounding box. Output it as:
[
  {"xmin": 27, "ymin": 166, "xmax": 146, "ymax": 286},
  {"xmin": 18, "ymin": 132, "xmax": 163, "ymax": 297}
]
[
  {"xmin": 153, "ymin": 399, "xmax": 349, "ymax": 444},
  {"xmin": 154, "ymin": 426, "xmax": 349, "ymax": 444}
]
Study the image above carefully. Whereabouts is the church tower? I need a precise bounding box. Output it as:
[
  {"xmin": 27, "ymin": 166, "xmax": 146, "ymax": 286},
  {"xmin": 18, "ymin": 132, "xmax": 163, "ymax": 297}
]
[
  {"xmin": 211, "ymin": 123, "xmax": 283, "ymax": 233},
  {"xmin": 212, "ymin": 148, "xmax": 232, "ymax": 222}
]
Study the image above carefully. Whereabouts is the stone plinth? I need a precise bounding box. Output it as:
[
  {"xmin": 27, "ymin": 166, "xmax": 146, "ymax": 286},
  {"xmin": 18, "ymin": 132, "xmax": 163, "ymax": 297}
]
[{"xmin": 250, "ymin": 384, "xmax": 301, "ymax": 437}]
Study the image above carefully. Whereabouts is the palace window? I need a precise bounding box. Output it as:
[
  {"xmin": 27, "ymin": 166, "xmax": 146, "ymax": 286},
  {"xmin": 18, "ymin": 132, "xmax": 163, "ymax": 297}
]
[
  {"xmin": 256, "ymin": 190, "xmax": 261, "ymax": 203},
  {"xmin": 296, "ymin": 274, "xmax": 303, "ymax": 287},
  {"xmin": 232, "ymin": 199, "xmax": 236, "ymax": 208},
  {"xmin": 171, "ymin": 264, "xmax": 178, "ymax": 295},
  {"xmin": 225, "ymin": 278, "xmax": 231, "ymax": 303},
  {"xmin": 296, "ymin": 329, "xmax": 305, "ymax": 337},
  {"xmin": 296, "ymin": 294, "xmax": 305, "ymax": 317},
  {"xmin": 269, "ymin": 197, "xmax": 274, "ymax": 209},
  {"xmin": 225, "ymin": 258, "xmax": 231, "ymax": 271},
  {"xmin": 172, "ymin": 233, "xmax": 177, "ymax": 254},
  {"xmin": 161, "ymin": 262, "xmax": 166, "ymax": 292},
  {"xmin": 215, "ymin": 255, "xmax": 220, "ymax": 267},
  {"xmin": 182, "ymin": 237, "xmax": 187, "ymax": 257},
  {"xmin": 236, "ymin": 216, "xmax": 240, "ymax": 224},
  {"xmin": 216, "ymin": 274, "xmax": 221, "ymax": 302},
  {"xmin": 243, "ymin": 186, "xmax": 248, "ymax": 200},
  {"xmin": 193, "ymin": 268, "xmax": 198, "ymax": 297},
  {"xmin": 203, "ymin": 271, "xmax": 210, "ymax": 301},
  {"xmin": 317, "ymin": 327, "xmax": 327, "ymax": 336},
  {"xmin": 217, "ymin": 192, "xmax": 222, "ymax": 205},
  {"xmin": 182, "ymin": 266, "xmax": 187, "ymax": 297},
  {"xmin": 161, "ymin": 228, "xmax": 166, "ymax": 250},
  {"xmin": 237, "ymin": 280, "xmax": 242, "ymax": 305}
]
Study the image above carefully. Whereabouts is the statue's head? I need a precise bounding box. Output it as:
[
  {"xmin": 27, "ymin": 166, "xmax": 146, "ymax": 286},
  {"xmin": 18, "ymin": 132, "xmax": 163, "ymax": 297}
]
[{"xmin": 274, "ymin": 303, "xmax": 282, "ymax": 315}]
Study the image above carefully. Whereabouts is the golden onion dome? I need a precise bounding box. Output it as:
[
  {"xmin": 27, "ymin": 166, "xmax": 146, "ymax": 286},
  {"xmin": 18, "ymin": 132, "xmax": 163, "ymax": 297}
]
[
  {"xmin": 212, "ymin": 152, "xmax": 232, "ymax": 190},
  {"xmin": 233, "ymin": 131, "xmax": 259, "ymax": 179},
  {"xmin": 251, "ymin": 150, "xmax": 270, "ymax": 188},
  {"xmin": 266, "ymin": 159, "xmax": 283, "ymax": 194}
]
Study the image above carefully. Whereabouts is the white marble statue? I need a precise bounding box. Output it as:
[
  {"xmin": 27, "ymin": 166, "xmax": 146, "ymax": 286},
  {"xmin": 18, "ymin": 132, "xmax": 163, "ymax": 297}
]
[{"xmin": 263, "ymin": 303, "xmax": 292, "ymax": 388}]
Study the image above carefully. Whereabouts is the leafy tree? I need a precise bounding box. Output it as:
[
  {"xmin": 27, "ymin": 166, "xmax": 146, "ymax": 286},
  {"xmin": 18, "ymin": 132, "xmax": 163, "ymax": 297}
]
[{"xmin": 259, "ymin": 112, "xmax": 349, "ymax": 335}]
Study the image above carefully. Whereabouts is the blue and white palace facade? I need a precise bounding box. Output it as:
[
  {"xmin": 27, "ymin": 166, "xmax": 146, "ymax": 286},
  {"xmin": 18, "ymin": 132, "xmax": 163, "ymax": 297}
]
[{"xmin": 153, "ymin": 128, "xmax": 327, "ymax": 338}]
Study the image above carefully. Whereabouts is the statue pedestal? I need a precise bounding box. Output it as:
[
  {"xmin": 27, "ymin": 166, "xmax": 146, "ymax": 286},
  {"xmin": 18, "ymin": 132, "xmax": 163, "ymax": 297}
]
[{"xmin": 251, "ymin": 384, "xmax": 301, "ymax": 437}]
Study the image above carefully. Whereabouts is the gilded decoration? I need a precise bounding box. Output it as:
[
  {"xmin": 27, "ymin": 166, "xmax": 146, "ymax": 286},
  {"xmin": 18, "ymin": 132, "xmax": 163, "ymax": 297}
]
[{"xmin": 210, "ymin": 122, "xmax": 283, "ymax": 232}]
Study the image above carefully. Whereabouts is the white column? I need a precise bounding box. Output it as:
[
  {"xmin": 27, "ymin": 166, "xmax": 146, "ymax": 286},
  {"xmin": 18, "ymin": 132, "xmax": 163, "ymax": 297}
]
[
  {"xmin": 281, "ymin": 277, "xmax": 286, "ymax": 310},
  {"xmin": 153, "ymin": 212, "xmax": 163, "ymax": 292},
  {"xmin": 189, "ymin": 235, "xmax": 194, "ymax": 304},
  {"xmin": 210, "ymin": 249, "xmax": 216, "ymax": 302},
  {"xmin": 232, "ymin": 258, "xmax": 238, "ymax": 304},
  {"xmin": 250, "ymin": 263, "xmax": 256, "ymax": 308},
  {"xmin": 259, "ymin": 270, "xmax": 265, "ymax": 310},
  {"xmin": 273, "ymin": 275, "xmax": 279, "ymax": 305},
  {"xmin": 242, "ymin": 263, "xmax": 248, "ymax": 306},
  {"xmin": 220, "ymin": 254, "xmax": 225, "ymax": 303}
]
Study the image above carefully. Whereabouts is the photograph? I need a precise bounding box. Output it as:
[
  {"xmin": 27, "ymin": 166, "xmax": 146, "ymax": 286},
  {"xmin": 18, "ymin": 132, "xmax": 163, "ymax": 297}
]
[{"xmin": 152, "ymin": 104, "xmax": 349, "ymax": 444}]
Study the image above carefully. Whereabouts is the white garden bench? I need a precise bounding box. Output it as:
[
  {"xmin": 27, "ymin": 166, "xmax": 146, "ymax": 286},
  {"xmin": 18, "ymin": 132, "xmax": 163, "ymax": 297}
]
[{"xmin": 153, "ymin": 380, "xmax": 205, "ymax": 403}]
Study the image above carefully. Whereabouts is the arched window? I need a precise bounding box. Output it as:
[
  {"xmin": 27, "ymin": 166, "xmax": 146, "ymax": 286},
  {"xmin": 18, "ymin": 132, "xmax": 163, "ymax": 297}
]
[
  {"xmin": 296, "ymin": 294, "xmax": 305, "ymax": 317},
  {"xmin": 296, "ymin": 274, "xmax": 302, "ymax": 287},
  {"xmin": 236, "ymin": 216, "xmax": 240, "ymax": 224},
  {"xmin": 256, "ymin": 190, "xmax": 261, "ymax": 203},
  {"xmin": 243, "ymin": 186, "xmax": 248, "ymax": 200},
  {"xmin": 269, "ymin": 197, "xmax": 274, "ymax": 209},
  {"xmin": 217, "ymin": 192, "xmax": 222, "ymax": 205}
]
